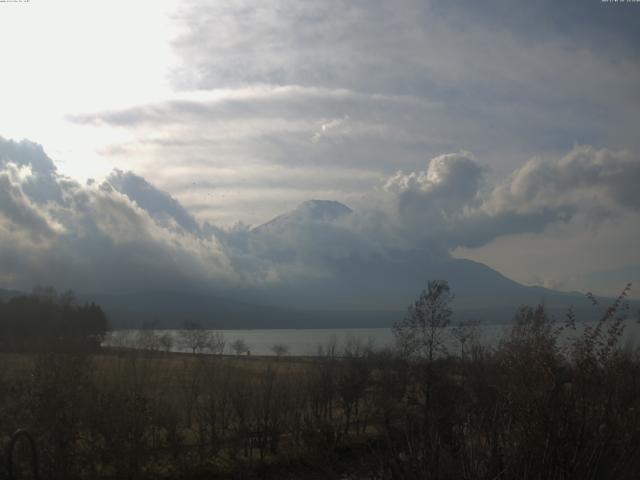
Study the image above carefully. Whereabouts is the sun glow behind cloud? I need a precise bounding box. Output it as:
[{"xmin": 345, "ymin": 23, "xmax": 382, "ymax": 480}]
[{"xmin": 0, "ymin": 0, "xmax": 181, "ymax": 180}]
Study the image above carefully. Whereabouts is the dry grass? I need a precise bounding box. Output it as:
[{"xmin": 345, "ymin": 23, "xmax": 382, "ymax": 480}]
[{"xmin": 0, "ymin": 352, "xmax": 35, "ymax": 381}]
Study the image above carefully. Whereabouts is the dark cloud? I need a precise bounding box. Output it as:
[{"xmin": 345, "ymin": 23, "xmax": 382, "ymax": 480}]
[
  {"xmin": 0, "ymin": 173, "xmax": 57, "ymax": 241},
  {"xmin": 430, "ymin": 0, "xmax": 640, "ymax": 57},
  {"xmin": 0, "ymin": 137, "xmax": 57, "ymax": 174},
  {"xmin": 107, "ymin": 169, "xmax": 201, "ymax": 234},
  {"xmin": 170, "ymin": 0, "xmax": 640, "ymax": 115}
]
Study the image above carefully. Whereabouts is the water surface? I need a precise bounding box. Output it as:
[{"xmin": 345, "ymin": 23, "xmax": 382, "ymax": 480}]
[{"xmin": 105, "ymin": 321, "xmax": 640, "ymax": 356}]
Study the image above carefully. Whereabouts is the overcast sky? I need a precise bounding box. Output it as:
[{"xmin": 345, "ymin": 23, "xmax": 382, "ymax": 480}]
[{"xmin": 0, "ymin": 0, "xmax": 639, "ymax": 298}]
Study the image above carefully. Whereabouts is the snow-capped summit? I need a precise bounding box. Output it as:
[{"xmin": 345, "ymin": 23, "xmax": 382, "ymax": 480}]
[
  {"xmin": 290, "ymin": 200, "xmax": 352, "ymax": 221},
  {"xmin": 253, "ymin": 199, "xmax": 352, "ymax": 233}
]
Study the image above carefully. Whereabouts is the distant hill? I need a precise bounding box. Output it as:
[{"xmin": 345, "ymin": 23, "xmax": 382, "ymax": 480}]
[
  {"xmin": 84, "ymin": 287, "xmax": 630, "ymax": 330},
  {"xmin": 85, "ymin": 290, "xmax": 398, "ymax": 329}
]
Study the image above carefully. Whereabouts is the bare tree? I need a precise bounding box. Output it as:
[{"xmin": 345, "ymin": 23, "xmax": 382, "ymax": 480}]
[
  {"xmin": 135, "ymin": 328, "xmax": 161, "ymax": 352},
  {"xmin": 393, "ymin": 279, "xmax": 453, "ymax": 361},
  {"xmin": 179, "ymin": 322, "xmax": 210, "ymax": 355},
  {"xmin": 316, "ymin": 335, "xmax": 338, "ymax": 358},
  {"xmin": 451, "ymin": 319, "xmax": 481, "ymax": 358},
  {"xmin": 176, "ymin": 357, "xmax": 206, "ymax": 428},
  {"xmin": 196, "ymin": 360, "xmax": 235, "ymax": 455},
  {"xmin": 231, "ymin": 338, "xmax": 249, "ymax": 357},
  {"xmin": 207, "ymin": 331, "xmax": 226, "ymax": 355},
  {"xmin": 271, "ymin": 343, "xmax": 289, "ymax": 359},
  {"xmin": 158, "ymin": 332, "xmax": 173, "ymax": 353}
]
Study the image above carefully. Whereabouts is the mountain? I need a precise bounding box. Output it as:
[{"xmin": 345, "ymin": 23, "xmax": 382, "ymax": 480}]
[
  {"xmin": 242, "ymin": 200, "xmax": 601, "ymax": 315},
  {"xmin": 3, "ymin": 199, "xmax": 632, "ymax": 329},
  {"xmin": 88, "ymin": 200, "xmax": 622, "ymax": 329},
  {"xmin": 87, "ymin": 278, "xmax": 613, "ymax": 330},
  {"xmin": 251, "ymin": 199, "xmax": 352, "ymax": 234},
  {"xmin": 85, "ymin": 290, "xmax": 397, "ymax": 329}
]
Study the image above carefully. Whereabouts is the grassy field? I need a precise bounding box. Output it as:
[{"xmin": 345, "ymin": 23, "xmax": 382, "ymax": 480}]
[{"xmin": 1, "ymin": 348, "xmax": 375, "ymax": 479}]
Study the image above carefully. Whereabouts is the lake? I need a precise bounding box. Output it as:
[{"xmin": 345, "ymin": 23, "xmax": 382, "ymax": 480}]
[{"xmin": 105, "ymin": 320, "xmax": 640, "ymax": 356}]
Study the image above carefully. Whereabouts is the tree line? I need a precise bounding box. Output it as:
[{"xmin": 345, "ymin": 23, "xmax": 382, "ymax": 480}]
[{"xmin": 0, "ymin": 287, "xmax": 109, "ymax": 352}]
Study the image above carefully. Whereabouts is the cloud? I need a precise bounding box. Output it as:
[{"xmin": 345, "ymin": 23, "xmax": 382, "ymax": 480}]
[
  {"xmin": 3, "ymin": 2, "xmax": 639, "ymax": 304},
  {"xmin": 64, "ymin": 3, "xmax": 638, "ymax": 222},
  {"xmin": 1, "ymin": 136, "xmax": 639, "ymax": 304},
  {"xmin": 107, "ymin": 169, "xmax": 201, "ymax": 234},
  {"xmin": 6, "ymin": 1, "xmax": 640, "ymax": 238},
  {"xmin": 170, "ymin": 0, "xmax": 640, "ymax": 123},
  {"xmin": 68, "ymin": 86, "xmax": 437, "ymax": 225},
  {"xmin": 385, "ymin": 152, "xmax": 485, "ymax": 213},
  {"xmin": 487, "ymin": 146, "xmax": 640, "ymax": 214},
  {"xmin": 0, "ymin": 137, "xmax": 235, "ymax": 293},
  {"xmin": 0, "ymin": 170, "xmax": 59, "ymax": 242},
  {"xmin": 66, "ymin": 0, "xmax": 640, "ymax": 226},
  {"xmin": 212, "ymin": 145, "xmax": 640, "ymax": 303},
  {"xmin": 0, "ymin": 137, "xmax": 57, "ymax": 174},
  {"xmin": 369, "ymin": 146, "xmax": 640, "ymax": 251}
]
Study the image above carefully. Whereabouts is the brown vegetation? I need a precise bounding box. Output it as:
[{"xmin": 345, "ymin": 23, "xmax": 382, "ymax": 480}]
[{"xmin": 1, "ymin": 284, "xmax": 639, "ymax": 479}]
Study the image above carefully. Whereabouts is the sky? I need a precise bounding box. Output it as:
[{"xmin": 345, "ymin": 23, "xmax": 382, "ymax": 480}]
[{"xmin": 0, "ymin": 0, "xmax": 639, "ymax": 300}]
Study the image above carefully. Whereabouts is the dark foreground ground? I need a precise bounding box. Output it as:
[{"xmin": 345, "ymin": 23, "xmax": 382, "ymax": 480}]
[{"xmin": 2, "ymin": 304, "xmax": 640, "ymax": 479}]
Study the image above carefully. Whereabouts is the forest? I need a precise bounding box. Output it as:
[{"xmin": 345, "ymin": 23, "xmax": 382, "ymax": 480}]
[
  {"xmin": 0, "ymin": 288, "xmax": 108, "ymax": 353},
  {"xmin": 0, "ymin": 283, "xmax": 639, "ymax": 479}
]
